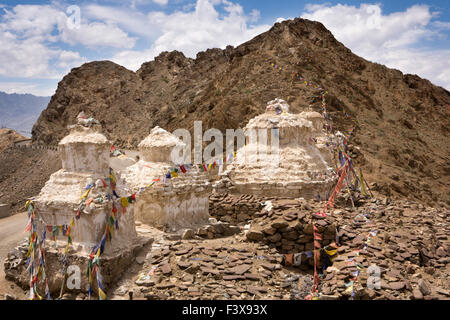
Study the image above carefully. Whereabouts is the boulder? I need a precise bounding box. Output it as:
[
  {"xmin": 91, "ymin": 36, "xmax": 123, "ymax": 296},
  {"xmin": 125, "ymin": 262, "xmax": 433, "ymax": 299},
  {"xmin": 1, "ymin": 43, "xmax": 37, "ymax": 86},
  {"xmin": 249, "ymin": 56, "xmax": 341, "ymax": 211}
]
[{"xmin": 246, "ymin": 230, "xmax": 264, "ymax": 241}]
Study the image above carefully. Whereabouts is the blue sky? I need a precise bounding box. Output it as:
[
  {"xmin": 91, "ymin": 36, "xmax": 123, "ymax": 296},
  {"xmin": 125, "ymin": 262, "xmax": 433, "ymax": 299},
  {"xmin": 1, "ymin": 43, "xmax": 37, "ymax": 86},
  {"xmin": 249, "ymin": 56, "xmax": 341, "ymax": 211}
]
[{"xmin": 0, "ymin": 0, "xmax": 449, "ymax": 96}]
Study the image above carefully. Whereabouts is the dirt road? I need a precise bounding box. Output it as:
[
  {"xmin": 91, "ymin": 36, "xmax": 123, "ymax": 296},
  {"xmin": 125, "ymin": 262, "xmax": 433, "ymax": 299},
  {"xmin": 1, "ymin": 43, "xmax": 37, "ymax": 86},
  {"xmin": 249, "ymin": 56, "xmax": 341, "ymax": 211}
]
[{"xmin": 0, "ymin": 212, "xmax": 28, "ymax": 298}]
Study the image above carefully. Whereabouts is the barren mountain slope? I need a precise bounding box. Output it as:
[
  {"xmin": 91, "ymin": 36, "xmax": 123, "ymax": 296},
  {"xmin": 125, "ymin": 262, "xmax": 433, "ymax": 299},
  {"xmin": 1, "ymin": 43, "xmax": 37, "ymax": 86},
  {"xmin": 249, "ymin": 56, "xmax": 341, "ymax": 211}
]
[
  {"xmin": 0, "ymin": 129, "xmax": 27, "ymax": 152},
  {"xmin": 31, "ymin": 18, "xmax": 450, "ymax": 205},
  {"xmin": 0, "ymin": 147, "xmax": 61, "ymax": 213}
]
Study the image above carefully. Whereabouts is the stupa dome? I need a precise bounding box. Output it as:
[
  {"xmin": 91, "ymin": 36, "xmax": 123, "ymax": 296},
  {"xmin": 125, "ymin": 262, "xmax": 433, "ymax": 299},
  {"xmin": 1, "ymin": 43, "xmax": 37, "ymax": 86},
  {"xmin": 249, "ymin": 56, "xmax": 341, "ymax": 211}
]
[{"xmin": 221, "ymin": 99, "xmax": 337, "ymax": 199}]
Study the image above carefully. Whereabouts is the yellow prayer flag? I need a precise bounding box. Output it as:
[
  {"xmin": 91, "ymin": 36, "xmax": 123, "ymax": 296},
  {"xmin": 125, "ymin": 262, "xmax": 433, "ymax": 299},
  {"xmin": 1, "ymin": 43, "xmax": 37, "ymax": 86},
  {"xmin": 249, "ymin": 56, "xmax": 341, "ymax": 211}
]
[
  {"xmin": 324, "ymin": 247, "xmax": 338, "ymax": 257},
  {"xmin": 81, "ymin": 188, "xmax": 91, "ymax": 200},
  {"xmin": 121, "ymin": 197, "xmax": 129, "ymax": 208},
  {"xmin": 35, "ymin": 289, "xmax": 43, "ymax": 300},
  {"xmin": 98, "ymin": 288, "xmax": 107, "ymax": 300},
  {"xmin": 171, "ymin": 171, "xmax": 179, "ymax": 178},
  {"xmin": 344, "ymin": 286, "xmax": 353, "ymax": 295}
]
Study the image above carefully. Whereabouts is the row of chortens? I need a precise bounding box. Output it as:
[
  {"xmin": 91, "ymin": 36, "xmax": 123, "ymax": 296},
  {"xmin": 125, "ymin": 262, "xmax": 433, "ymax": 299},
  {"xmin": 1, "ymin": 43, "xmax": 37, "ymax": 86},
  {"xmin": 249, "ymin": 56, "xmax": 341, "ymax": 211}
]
[{"xmin": 33, "ymin": 98, "xmax": 337, "ymax": 255}]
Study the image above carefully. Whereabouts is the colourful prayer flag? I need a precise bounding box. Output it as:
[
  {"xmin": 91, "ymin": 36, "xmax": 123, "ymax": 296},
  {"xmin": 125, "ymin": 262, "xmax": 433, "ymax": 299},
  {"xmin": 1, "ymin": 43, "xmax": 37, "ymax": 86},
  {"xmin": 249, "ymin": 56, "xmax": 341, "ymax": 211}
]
[
  {"xmin": 81, "ymin": 189, "xmax": 91, "ymax": 200},
  {"xmin": 359, "ymin": 169, "xmax": 368, "ymax": 196},
  {"xmin": 98, "ymin": 288, "xmax": 107, "ymax": 300},
  {"xmin": 121, "ymin": 197, "xmax": 129, "ymax": 208}
]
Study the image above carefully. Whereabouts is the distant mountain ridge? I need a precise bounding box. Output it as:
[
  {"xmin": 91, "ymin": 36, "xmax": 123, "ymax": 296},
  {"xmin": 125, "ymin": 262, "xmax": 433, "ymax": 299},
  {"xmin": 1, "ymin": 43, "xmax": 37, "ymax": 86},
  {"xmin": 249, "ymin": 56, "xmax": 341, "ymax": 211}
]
[{"xmin": 0, "ymin": 91, "xmax": 50, "ymax": 136}]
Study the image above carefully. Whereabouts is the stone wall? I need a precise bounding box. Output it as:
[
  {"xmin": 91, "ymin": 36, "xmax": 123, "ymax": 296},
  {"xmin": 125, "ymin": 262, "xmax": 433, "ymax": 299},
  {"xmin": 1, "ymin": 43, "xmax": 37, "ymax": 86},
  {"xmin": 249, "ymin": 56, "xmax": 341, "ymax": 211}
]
[
  {"xmin": 4, "ymin": 237, "xmax": 151, "ymax": 296},
  {"xmin": 245, "ymin": 214, "xmax": 337, "ymax": 255},
  {"xmin": 208, "ymin": 192, "xmax": 266, "ymax": 224},
  {"xmin": 209, "ymin": 193, "xmax": 337, "ymax": 268}
]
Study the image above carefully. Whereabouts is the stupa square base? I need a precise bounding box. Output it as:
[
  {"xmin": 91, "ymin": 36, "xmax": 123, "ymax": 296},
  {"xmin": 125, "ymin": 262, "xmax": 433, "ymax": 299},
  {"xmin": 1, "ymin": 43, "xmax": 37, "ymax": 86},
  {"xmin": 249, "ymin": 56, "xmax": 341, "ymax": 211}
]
[{"xmin": 4, "ymin": 236, "xmax": 152, "ymax": 298}]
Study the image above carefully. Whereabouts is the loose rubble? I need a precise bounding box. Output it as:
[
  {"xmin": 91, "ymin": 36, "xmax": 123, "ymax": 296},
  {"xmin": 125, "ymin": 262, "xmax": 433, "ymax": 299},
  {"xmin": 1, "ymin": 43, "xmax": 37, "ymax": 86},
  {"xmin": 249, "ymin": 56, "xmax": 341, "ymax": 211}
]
[{"xmin": 101, "ymin": 194, "xmax": 449, "ymax": 300}]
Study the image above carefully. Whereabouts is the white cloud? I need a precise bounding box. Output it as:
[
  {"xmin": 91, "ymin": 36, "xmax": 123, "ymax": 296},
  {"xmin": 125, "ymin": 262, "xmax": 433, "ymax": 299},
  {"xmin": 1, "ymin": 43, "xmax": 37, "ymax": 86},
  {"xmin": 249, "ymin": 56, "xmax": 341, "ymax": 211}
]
[
  {"xmin": 0, "ymin": 81, "xmax": 57, "ymax": 96},
  {"xmin": 84, "ymin": 4, "xmax": 160, "ymax": 38},
  {"xmin": 1, "ymin": 4, "xmax": 136, "ymax": 48},
  {"xmin": 55, "ymin": 50, "xmax": 84, "ymax": 69},
  {"xmin": 432, "ymin": 21, "xmax": 450, "ymax": 31},
  {"xmin": 0, "ymin": 30, "xmax": 75, "ymax": 79},
  {"xmin": 152, "ymin": 0, "xmax": 169, "ymax": 5},
  {"xmin": 0, "ymin": 4, "xmax": 135, "ymax": 79},
  {"xmin": 249, "ymin": 9, "xmax": 260, "ymax": 23},
  {"xmin": 112, "ymin": 0, "xmax": 271, "ymax": 70},
  {"xmin": 301, "ymin": 3, "xmax": 450, "ymax": 90},
  {"xmin": 60, "ymin": 21, "xmax": 136, "ymax": 49}
]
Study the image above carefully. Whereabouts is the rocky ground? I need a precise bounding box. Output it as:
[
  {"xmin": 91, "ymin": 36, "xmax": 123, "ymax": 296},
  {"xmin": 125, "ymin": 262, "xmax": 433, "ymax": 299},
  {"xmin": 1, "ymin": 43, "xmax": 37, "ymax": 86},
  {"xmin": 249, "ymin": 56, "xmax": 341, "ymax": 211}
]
[
  {"xmin": 0, "ymin": 129, "xmax": 27, "ymax": 153},
  {"xmin": 26, "ymin": 193, "xmax": 444, "ymax": 301},
  {"xmin": 0, "ymin": 146, "xmax": 61, "ymax": 214},
  {"xmin": 106, "ymin": 224, "xmax": 315, "ymax": 301}
]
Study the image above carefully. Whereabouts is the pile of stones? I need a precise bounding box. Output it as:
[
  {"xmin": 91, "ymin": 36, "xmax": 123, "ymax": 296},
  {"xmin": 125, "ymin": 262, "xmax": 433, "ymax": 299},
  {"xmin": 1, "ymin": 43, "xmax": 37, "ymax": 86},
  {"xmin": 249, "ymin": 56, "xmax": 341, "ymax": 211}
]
[
  {"xmin": 208, "ymin": 192, "xmax": 265, "ymax": 223},
  {"xmin": 245, "ymin": 198, "xmax": 337, "ymax": 255},
  {"xmin": 242, "ymin": 195, "xmax": 449, "ymax": 300},
  {"xmin": 175, "ymin": 220, "xmax": 241, "ymax": 240},
  {"xmin": 112, "ymin": 236, "xmax": 315, "ymax": 300}
]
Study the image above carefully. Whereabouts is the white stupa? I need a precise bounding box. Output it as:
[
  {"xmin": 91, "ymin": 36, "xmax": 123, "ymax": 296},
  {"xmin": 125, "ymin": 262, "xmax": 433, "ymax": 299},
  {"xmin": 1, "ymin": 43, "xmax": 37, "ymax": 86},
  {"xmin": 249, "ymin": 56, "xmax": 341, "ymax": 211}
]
[
  {"xmin": 121, "ymin": 126, "xmax": 211, "ymax": 231},
  {"xmin": 221, "ymin": 99, "xmax": 337, "ymax": 199},
  {"xmin": 34, "ymin": 116, "xmax": 137, "ymax": 254}
]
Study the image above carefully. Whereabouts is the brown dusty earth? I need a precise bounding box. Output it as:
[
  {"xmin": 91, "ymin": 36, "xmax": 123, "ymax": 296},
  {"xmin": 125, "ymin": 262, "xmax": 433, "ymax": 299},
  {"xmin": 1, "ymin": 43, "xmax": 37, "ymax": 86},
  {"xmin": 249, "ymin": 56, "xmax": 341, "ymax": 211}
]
[
  {"xmin": 1, "ymin": 193, "xmax": 448, "ymax": 300},
  {"xmin": 0, "ymin": 129, "xmax": 26, "ymax": 152},
  {"xmin": 106, "ymin": 195, "xmax": 449, "ymax": 300},
  {"xmin": 0, "ymin": 146, "xmax": 61, "ymax": 214},
  {"xmin": 111, "ymin": 195, "xmax": 449, "ymax": 301}
]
